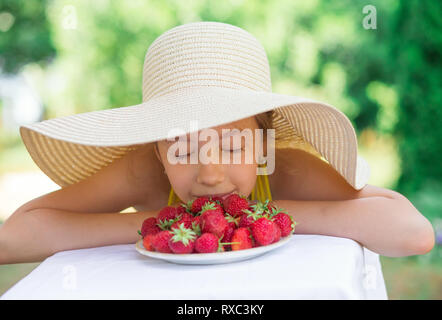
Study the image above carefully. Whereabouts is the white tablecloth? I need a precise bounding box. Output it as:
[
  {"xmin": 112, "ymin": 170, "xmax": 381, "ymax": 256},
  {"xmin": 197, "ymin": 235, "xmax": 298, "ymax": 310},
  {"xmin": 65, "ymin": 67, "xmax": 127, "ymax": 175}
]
[{"xmin": 1, "ymin": 235, "xmax": 388, "ymax": 299}]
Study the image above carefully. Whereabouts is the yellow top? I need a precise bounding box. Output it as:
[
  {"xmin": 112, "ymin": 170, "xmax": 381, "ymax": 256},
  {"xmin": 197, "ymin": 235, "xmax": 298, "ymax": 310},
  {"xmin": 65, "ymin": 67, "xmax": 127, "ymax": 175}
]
[{"xmin": 167, "ymin": 165, "xmax": 272, "ymax": 206}]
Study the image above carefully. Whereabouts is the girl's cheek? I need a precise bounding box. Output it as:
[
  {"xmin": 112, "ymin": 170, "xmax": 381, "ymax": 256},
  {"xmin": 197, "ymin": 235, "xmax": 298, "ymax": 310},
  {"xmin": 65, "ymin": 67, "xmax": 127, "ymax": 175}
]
[
  {"xmin": 229, "ymin": 163, "xmax": 257, "ymax": 192},
  {"xmin": 167, "ymin": 164, "xmax": 194, "ymax": 194}
]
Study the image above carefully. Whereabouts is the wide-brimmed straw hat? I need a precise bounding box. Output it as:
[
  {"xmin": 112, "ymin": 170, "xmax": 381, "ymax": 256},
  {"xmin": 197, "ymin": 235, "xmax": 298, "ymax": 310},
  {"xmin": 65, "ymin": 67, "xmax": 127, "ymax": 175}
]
[{"xmin": 19, "ymin": 21, "xmax": 370, "ymax": 193}]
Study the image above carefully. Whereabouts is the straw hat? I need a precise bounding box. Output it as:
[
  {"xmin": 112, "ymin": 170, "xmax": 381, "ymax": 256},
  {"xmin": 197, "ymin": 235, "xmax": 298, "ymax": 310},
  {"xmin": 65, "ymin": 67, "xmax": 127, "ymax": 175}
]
[{"xmin": 19, "ymin": 21, "xmax": 370, "ymax": 198}]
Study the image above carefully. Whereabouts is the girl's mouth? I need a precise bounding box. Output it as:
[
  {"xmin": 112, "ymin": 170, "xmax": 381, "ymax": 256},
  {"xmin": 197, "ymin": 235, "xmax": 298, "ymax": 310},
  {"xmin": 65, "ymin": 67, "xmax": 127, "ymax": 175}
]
[{"xmin": 193, "ymin": 190, "xmax": 237, "ymax": 200}]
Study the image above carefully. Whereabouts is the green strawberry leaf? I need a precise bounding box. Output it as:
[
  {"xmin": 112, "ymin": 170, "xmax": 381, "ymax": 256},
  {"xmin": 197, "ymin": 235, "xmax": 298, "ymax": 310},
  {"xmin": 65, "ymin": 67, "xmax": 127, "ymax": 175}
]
[
  {"xmin": 224, "ymin": 213, "xmax": 240, "ymax": 226},
  {"xmin": 191, "ymin": 221, "xmax": 201, "ymax": 236}
]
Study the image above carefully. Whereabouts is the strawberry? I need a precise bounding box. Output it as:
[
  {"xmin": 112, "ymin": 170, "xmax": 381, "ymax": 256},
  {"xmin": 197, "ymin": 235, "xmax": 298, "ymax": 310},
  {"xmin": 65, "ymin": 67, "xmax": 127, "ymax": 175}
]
[
  {"xmin": 188, "ymin": 197, "xmax": 211, "ymax": 215},
  {"xmin": 157, "ymin": 206, "xmax": 179, "ymax": 222},
  {"xmin": 194, "ymin": 233, "xmax": 238, "ymax": 253},
  {"xmin": 231, "ymin": 227, "xmax": 254, "ymax": 251},
  {"xmin": 194, "ymin": 233, "xmax": 220, "ymax": 253},
  {"xmin": 191, "ymin": 215, "xmax": 202, "ymax": 235},
  {"xmin": 151, "ymin": 230, "xmax": 173, "ymax": 253},
  {"xmin": 168, "ymin": 223, "xmax": 197, "ymax": 254},
  {"xmin": 156, "ymin": 206, "xmax": 184, "ymax": 230},
  {"xmin": 250, "ymin": 217, "xmax": 276, "ymax": 246},
  {"xmin": 142, "ymin": 234, "xmax": 156, "ymax": 251},
  {"xmin": 170, "ymin": 212, "xmax": 194, "ymax": 230},
  {"xmin": 209, "ymin": 196, "xmax": 224, "ymax": 206},
  {"xmin": 200, "ymin": 204, "xmax": 228, "ymax": 238},
  {"xmin": 239, "ymin": 214, "xmax": 255, "ymax": 228},
  {"xmin": 176, "ymin": 204, "xmax": 189, "ymax": 216},
  {"xmin": 272, "ymin": 223, "xmax": 282, "ymax": 243},
  {"xmin": 222, "ymin": 213, "xmax": 240, "ymax": 250},
  {"xmin": 272, "ymin": 212, "xmax": 296, "ymax": 236},
  {"xmin": 200, "ymin": 213, "xmax": 228, "ymax": 238},
  {"xmin": 222, "ymin": 226, "xmax": 235, "ymax": 251},
  {"xmin": 239, "ymin": 207, "xmax": 262, "ymax": 228},
  {"xmin": 139, "ymin": 217, "xmax": 161, "ymax": 237},
  {"xmin": 200, "ymin": 201, "xmax": 224, "ymax": 216},
  {"xmin": 248, "ymin": 199, "xmax": 273, "ymax": 217},
  {"xmin": 223, "ymin": 193, "xmax": 250, "ymax": 217},
  {"xmin": 224, "ymin": 213, "xmax": 240, "ymax": 228},
  {"xmin": 170, "ymin": 219, "xmax": 192, "ymax": 231},
  {"xmin": 223, "ymin": 225, "xmax": 235, "ymax": 242},
  {"xmin": 157, "ymin": 206, "xmax": 180, "ymax": 229}
]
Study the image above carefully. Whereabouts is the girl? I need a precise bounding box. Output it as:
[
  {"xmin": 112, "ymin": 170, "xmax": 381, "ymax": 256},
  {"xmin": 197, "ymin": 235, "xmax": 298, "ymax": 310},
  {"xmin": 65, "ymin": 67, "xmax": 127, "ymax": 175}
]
[{"xmin": 0, "ymin": 22, "xmax": 434, "ymax": 264}]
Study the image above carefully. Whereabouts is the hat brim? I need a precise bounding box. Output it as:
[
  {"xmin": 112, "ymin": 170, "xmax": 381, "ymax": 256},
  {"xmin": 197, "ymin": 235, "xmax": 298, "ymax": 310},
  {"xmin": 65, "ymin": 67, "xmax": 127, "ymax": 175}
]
[{"xmin": 20, "ymin": 86, "xmax": 370, "ymax": 190}]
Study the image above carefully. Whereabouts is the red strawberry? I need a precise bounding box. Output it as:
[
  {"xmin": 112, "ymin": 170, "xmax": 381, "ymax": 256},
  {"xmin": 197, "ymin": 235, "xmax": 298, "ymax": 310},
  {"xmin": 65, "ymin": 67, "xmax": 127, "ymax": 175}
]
[
  {"xmin": 156, "ymin": 206, "xmax": 182, "ymax": 230},
  {"xmin": 200, "ymin": 206, "xmax": 228, "ymax": 238},
  {"xmin": 250, "ymin": 217, "xmax": 276, "ymax": 246},
  {"xmin": 209, "ymin": 196, "xmax": 224, "ymax": 206},
  {"xmin": 157, "ymin": 206, "xmax": 179, "ymax": 223},
  {"xmin": 194, "ymin": 233, "xmax": 237, "ymax": 253},
  {"xmin": 223, "ymin": 224, "xmax": 235, "ymax": 241},
  {"xmin": 194, "ymin": 233, "xmax": 220, "ymax": 253},
  {"xmin": 157, "ymin": 206, "xmax": 178, "ymax": 227},
  {"xmin": 200, "ymin": 213, "xmax": 228, "ymax": 238},
  {"xmin": 231, "ymin": 227, "xmax": 254, "ymax": 251},
  {"xmin": 170, "ymin": 219, "xmax": 192, "ymax": 230},
  {"xmin": 142, "ymin": 234, "xmax": 156, "ymax": 251},
  {"xmin": 239, "ymin": 207, "xmax": 262, "ymax": 228},
  {"xmin": 272, "ymin": 212, "xmax": 296, "ymax": 237},
  {"xmin": 170, "ymin": 212, "xmax": 194, "ymax": 230},
  {"xmin": 192, "ymin": 215, "xmax": 201, "ymax": 226},
  {"xmin": 191, "ymin": 215, "xmax": 202, "ymax": 235},
  {"xmin": 151, "ymin": 230, "xmax": 173, "ymax": 253},
  {"xmin": 239, "ymin": 214, "xmax": 254, "ymax": 228},
  {"xmin": 221, "ymin": 223, "xmax": 234, "ymax": 250},
  {"xmin": 248, "ymin": 199, "xmax": 274, "ymax": 217},
  {"xmin": 200, "ymin": 201, "xmax": 224, "ymax": 216},
  {"xmin": 222, "ymin": 213, "xmax": 240, "ymax": 250},
  {"xmin": 189, "ymin": 197, "xmax": 211, "ymax": 215},
  {"xmin": 139, "ymin": 217, "xmax": 161, "ymax": 237},
  {"xmin": 176, "ymin": 204, "xmax": 189, "ymax": 216},
  {"xmin": 223, "ymin": 193, "xmax": 250, "ymax": 217},
  {"xmin": 168, "ymin": 224, "xmax": 197, "ymax": 254},
  {"xmin": 272, "ymin": 223, "xmax": 282, "ymax": 243}
]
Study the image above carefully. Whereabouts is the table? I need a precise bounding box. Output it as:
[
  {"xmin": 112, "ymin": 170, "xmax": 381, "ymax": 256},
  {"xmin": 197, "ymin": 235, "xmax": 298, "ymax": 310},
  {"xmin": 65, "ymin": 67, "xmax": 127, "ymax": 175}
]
[{"xmin": 1, "ymin": 235, "xmax": 388, "ymax": 299}]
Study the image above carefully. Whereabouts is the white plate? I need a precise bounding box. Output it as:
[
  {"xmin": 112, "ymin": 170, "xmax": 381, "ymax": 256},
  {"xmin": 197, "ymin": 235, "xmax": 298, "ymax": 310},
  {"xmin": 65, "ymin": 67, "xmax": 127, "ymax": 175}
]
[{"xmin": 135, "ymin": 235, "xmax": 293, "ymax": 265}]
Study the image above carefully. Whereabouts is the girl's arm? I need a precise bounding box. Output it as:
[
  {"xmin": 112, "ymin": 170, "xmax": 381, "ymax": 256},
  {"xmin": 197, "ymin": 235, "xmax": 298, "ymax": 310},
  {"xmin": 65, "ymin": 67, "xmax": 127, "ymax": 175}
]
[
  {"xmin": 0, "ymin": 147, "xmax": 166, "ymax": 265},
  {"xmin": 0, "ymin": 209, "xmax": 155, "ymax": 264},
  {"xmin": 274, "ymin": 149, "xmax": 435, "ymax": 257},
  {"xmin": 273, "ymin": 194, "xmax": 435, "ymax": 257}
]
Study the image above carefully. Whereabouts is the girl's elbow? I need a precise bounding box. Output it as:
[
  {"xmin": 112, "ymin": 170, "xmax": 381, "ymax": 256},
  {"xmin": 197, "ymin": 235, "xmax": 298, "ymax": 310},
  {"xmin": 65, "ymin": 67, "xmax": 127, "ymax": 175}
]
[{"xmin": 407, "ymin": 222, "xmax": 435, "ymax": 256}]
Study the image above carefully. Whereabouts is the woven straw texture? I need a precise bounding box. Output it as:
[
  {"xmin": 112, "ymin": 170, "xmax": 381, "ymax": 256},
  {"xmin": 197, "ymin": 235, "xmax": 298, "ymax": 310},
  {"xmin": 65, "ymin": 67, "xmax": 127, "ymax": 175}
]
[{"xmin": 19, "ymin": 21, "xmax": 370, "ymax": 191}]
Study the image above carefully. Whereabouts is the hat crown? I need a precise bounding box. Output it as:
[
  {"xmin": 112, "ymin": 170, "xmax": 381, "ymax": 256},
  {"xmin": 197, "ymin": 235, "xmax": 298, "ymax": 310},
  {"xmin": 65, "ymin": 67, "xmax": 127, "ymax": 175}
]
[{"xmin": 142, "ymin": 21, "xmax": 272, "ymax": 102}]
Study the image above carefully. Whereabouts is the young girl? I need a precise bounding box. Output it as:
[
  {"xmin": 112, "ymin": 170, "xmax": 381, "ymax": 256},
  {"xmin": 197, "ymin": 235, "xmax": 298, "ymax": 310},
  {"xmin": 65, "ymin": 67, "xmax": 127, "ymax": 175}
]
[{"xmin": 0, "ymin": 21, "xmax": 434, "ymax": 264}]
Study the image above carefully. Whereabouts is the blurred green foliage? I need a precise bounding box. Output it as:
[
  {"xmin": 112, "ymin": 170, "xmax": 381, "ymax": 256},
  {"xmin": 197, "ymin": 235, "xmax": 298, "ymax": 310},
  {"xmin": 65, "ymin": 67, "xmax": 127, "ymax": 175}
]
[
  {"xmin": 0, "ymin": 0, "xmax": 56, "ymax": 73},
  {"xmin": 0, "ymin": 0, "xmax": 441, "ymax": 298}
]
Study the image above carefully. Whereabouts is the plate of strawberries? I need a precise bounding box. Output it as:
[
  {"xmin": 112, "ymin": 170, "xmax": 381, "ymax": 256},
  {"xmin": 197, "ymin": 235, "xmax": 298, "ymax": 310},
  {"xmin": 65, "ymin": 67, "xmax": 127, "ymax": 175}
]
[{"xmin": 135, "ymin": 193, "xmax": 296, "ymax": 265}]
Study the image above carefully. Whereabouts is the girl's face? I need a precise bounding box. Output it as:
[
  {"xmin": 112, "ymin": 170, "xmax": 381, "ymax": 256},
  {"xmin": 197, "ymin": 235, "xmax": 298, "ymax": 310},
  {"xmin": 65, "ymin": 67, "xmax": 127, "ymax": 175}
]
[{"xmin": 155, "ymin": 116, "xmax": 263, "ymax": 203}]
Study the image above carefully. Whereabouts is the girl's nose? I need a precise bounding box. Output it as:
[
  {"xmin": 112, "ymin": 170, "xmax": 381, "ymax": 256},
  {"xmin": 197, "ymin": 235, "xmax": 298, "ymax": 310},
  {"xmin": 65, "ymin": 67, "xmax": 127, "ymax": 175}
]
[{"xmin": 196, "ymin": 162, "xmax": 225, "ymax": 186}]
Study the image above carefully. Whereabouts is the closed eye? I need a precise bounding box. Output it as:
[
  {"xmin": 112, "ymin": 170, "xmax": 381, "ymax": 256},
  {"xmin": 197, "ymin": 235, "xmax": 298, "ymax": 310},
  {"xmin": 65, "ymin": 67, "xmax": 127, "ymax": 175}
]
[
  {"xmin": 177, "ymin": 148, "xmax": 243, "ymax": 158},
  {"xmin": 224, "ymin": 148, "xmax": 243, "ymax": 153}
]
